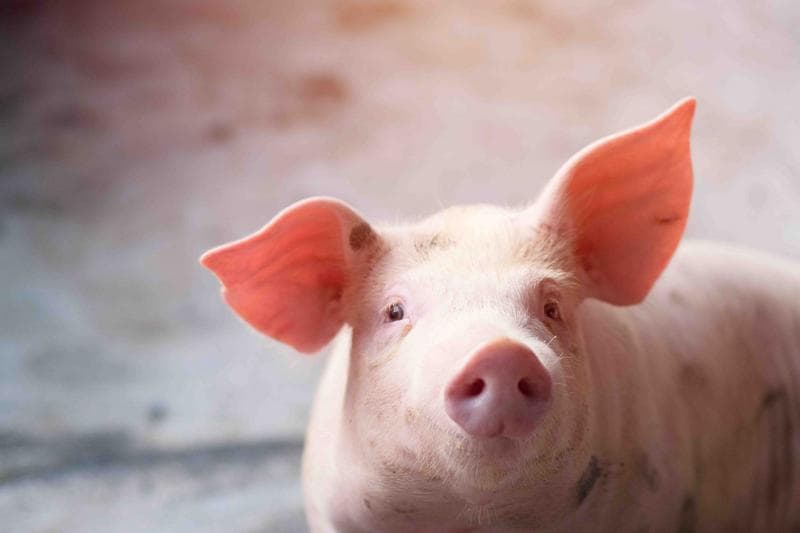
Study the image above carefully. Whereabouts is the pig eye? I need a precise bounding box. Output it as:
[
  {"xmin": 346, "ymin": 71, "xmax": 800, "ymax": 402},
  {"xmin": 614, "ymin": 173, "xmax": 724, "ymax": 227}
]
[
  {"xmin": 544, "ymin": 301, "xmax": 561, "ymax": 321},
  {"xmin": 386, "ymin": 302, "xmax": 405, "ymax": 322}
]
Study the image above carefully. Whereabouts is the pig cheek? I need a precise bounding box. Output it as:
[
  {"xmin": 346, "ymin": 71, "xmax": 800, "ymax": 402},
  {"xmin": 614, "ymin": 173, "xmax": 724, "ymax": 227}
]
[
  {"xmin": 361, "ymin": 331, "xmax": 448, "ymax": 472},
  {"xmin": 402, "ymin": 334, "xmax": 459, "ymax": 433},
  {"xmin": 349, "ymin": 330, "xmax": 417, "ymax": 457}
]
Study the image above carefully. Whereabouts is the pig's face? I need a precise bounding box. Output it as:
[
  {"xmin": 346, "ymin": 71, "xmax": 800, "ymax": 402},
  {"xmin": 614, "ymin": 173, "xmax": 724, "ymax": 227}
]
[
  {"xmin": 339, "ymin": 205, "xmax": 589, "ymax": 504},
  {"xmin": 201, "ymin": 98, "xmax": 696, "ymax": 528}
]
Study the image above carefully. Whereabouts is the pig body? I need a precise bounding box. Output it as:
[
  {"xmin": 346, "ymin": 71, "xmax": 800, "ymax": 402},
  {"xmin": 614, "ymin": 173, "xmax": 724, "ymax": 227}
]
[
  {"xmin": 303, "ymin": 239, "xmax": 800, "ymax": 533},
  {"xmin": 201, "ymin": 99, "xmax": 800, "ymax": 531}
]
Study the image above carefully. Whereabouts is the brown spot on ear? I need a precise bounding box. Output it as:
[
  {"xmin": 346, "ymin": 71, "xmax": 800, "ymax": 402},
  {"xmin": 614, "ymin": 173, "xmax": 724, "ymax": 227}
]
[
  {"xmin": 655, "ymin": 214, "xmax": 682, "ymax": 225},
  {"xmin": 349, "ymin": 223, "xmax": 376, "ymax": 251}
]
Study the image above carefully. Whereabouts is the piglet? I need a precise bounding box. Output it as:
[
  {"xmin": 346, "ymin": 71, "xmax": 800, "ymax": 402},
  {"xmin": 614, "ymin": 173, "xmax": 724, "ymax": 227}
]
[{"xmin": 201, "ymin": 99, "xmax": 800, "ymax": 532}]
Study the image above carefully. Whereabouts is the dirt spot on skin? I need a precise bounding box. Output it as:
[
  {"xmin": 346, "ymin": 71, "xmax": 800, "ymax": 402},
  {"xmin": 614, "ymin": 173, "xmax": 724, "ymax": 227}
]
[
  {"xmin": 668, "ymin": 290, "xmax": 686, "ymax": 305},
  {"xmin": 677, "ymin": 495, "xmax": 696, "ymax": 533},
  {"xmin": 553, "ymin": 402, "xmax": 589, "ymax": 464},
  {"xmin": 576, "ymin": 455, "xmax": 603, "ymax": 505},
  {"xmin": 349, "ymin": 223, "xmax": 376, "ymax": 251},
  {"xmin": 634, "ymin": 449, "xmax": 660, "ymax": 492},
  {"xmin": 363, "ymin": 498, "xmax": 372, "ymax": 511},
  {"xmin": 381, "ymin": 460, "xmax": 400, "ymax": 476},
  {"xmin": 414, "ymin": 233, "xmax": 453, "ymax": 258},
  {"xmin": 678, "ymin": 363, "xmax": 710, "ymax": 395},
  {"xmin": 336, "ymin": 1, "xmax": 411, "ymax": 32},
  {"xmin": 392, "ymin": 503, "xmax": 416, "ymax": 516},
  {"xmin": 759, "ymin": 388, "xmax": 786, "ymax": 413},
  {"xmin": 756, "ymin": 387, "xmax": 794, "ymax": 515}
]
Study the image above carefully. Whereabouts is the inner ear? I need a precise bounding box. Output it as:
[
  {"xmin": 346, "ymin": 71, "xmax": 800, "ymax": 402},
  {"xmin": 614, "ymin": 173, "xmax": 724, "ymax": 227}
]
[
  {"xmin": 200, "ymin": 197, "xmax": 379, "ymax": 353},
  {"xmin": 532, "ymin": 98, "xmax": 696, "ymax": 305}
]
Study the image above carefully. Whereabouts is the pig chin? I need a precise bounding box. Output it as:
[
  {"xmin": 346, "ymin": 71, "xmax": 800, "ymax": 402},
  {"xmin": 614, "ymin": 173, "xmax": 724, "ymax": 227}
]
[{"xmin": 399, "ymin": 404, "xmax": 559, "ymax": 498}]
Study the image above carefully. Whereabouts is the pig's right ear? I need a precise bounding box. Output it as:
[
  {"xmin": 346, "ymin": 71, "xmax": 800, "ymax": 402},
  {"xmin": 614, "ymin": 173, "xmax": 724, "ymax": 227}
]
[
  {"xmin": 200, "ymin": 197, "xmax": 376, "ymax": 354},
  {"xmin": 533, "ymin": 98, "xmax": 695, "ymax": 305}
]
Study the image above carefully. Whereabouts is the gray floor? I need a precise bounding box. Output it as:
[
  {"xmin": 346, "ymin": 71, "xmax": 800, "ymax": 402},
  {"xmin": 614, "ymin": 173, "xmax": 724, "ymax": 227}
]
[{"xmin": 1, "ymin": 1, "xmax": 799, "ymax": 531}]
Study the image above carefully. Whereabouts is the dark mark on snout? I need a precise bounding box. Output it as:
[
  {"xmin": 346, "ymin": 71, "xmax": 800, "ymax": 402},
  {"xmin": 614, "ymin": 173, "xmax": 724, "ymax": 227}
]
[
  {"xmin": 349, "ymin": 223, "xmax": 376, "ymax": 251},
  {"xmin": 677, "ymin": 495, "xmax": 696, "ymax": 533},
  {"xmin": 363, "ymin": 498, "xmax": 372, "ymax": 511},
  {"xmin": 576, "ymin": 455, "xmax": 603, "ymax": 505}
]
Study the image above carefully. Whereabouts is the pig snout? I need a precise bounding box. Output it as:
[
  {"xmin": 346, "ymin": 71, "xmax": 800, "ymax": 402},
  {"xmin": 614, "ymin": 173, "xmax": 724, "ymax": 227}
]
[{"xmin": 444, "ymin": 338, "xmax": 552, "ymax": 439}]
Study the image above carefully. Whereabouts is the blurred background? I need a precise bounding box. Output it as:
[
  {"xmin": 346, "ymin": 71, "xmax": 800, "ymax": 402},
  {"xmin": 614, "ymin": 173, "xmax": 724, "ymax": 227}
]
[{"xmin": 1, "ymin": 1, "xmax": 798, "ymax": 531}]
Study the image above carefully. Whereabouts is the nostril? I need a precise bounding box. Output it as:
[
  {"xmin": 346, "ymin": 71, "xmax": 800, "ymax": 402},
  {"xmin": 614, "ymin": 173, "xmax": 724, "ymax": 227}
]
[
  {"xmin": 445, "ymin": 339, "xmax": 553, "ymax": 439},
  {"xmin": 517, "ymin": 378, "xmax": 535, "ymax": 398},
  {"xmin": 465, "ymin": 378, "xmax": 485, "ymax": 398}
]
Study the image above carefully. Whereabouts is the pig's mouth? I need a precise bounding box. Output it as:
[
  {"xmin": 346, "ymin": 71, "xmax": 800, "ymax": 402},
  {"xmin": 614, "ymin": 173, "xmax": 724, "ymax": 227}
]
[
  {"xmin": 432, "ymin": 422, "xmax": 545, "ymax": 472},
  {"xmin": 433, "ymin": 433, "xmax": 541, "ymax": 495},
  {"xmin": 447, "ymin": 430, "xmax": 522, "ymax": 455}
]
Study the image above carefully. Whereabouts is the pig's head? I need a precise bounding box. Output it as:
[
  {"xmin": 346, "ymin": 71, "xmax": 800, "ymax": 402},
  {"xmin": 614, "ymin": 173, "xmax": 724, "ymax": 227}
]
[{"xmin": 201, "ymin": 98, "xmax": 695, "ymax": 527}]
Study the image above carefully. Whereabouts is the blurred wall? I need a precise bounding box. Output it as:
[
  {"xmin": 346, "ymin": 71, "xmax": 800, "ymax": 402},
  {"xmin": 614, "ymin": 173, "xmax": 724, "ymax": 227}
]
[{"xmin": 1, "ymin": 1, "xmax": 798, "ymax": 531}]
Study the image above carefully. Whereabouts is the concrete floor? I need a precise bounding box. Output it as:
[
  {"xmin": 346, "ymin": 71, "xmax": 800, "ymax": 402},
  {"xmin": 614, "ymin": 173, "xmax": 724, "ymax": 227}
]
[{"xmin": 1, "ymin": 1, "xmax": 798, "ymax": 531}]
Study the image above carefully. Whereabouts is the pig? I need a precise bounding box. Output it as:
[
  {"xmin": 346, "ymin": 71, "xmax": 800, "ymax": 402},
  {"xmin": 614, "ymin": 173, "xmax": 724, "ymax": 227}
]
[{"xmin": 200, "ymin": 98, "xmax": 800, "ymax": 532}]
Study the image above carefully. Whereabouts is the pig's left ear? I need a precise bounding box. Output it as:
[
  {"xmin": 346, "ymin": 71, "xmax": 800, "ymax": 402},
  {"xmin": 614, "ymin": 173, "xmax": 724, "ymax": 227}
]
[
  {"xmin": 535, "ymin": 98, "xmax": 695, "ymax": 305},
  {"xmin": 200, "ymin": 197, "xmax": 377, "ymax": 353}
]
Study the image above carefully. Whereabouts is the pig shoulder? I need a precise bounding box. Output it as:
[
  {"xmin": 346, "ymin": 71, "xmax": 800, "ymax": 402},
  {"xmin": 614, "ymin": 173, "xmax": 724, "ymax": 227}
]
[{"xmin": 580, "ymin": 241, "xmax": 800, "ymax": 530}]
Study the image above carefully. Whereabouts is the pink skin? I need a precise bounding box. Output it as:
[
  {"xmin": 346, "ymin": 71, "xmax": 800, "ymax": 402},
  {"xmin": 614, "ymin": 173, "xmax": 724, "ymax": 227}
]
[
  {"xmin": 444, "ymin": 338, "xmax": 552, "ymax": 439},
  {"xmin": 201, "ymin": 98, "xmax": 800, "ymax": 531}
]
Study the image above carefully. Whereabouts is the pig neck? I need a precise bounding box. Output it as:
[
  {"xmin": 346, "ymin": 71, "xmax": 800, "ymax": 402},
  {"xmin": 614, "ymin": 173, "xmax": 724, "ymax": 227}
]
[
  {"xmin": 564, "ymin": 297, "xmax": 727, "ymax": 530},
  {"xmin": 579, "ymin": 243, "xmax": 800, "ymax": 531},
  {"xmin": 579, "ymin": 301, "xmax": 654, "ymax": 461}
]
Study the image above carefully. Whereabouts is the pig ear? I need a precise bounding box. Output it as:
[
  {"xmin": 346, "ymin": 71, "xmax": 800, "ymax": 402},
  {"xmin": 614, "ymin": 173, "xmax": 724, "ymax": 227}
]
[
  {"xmin": 536, "ymin": 98, "xmax": 695, "ymax": 305},
  {"xmin": 200, "ymin": 197, "xmax": 377, "ymax": 353}
]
